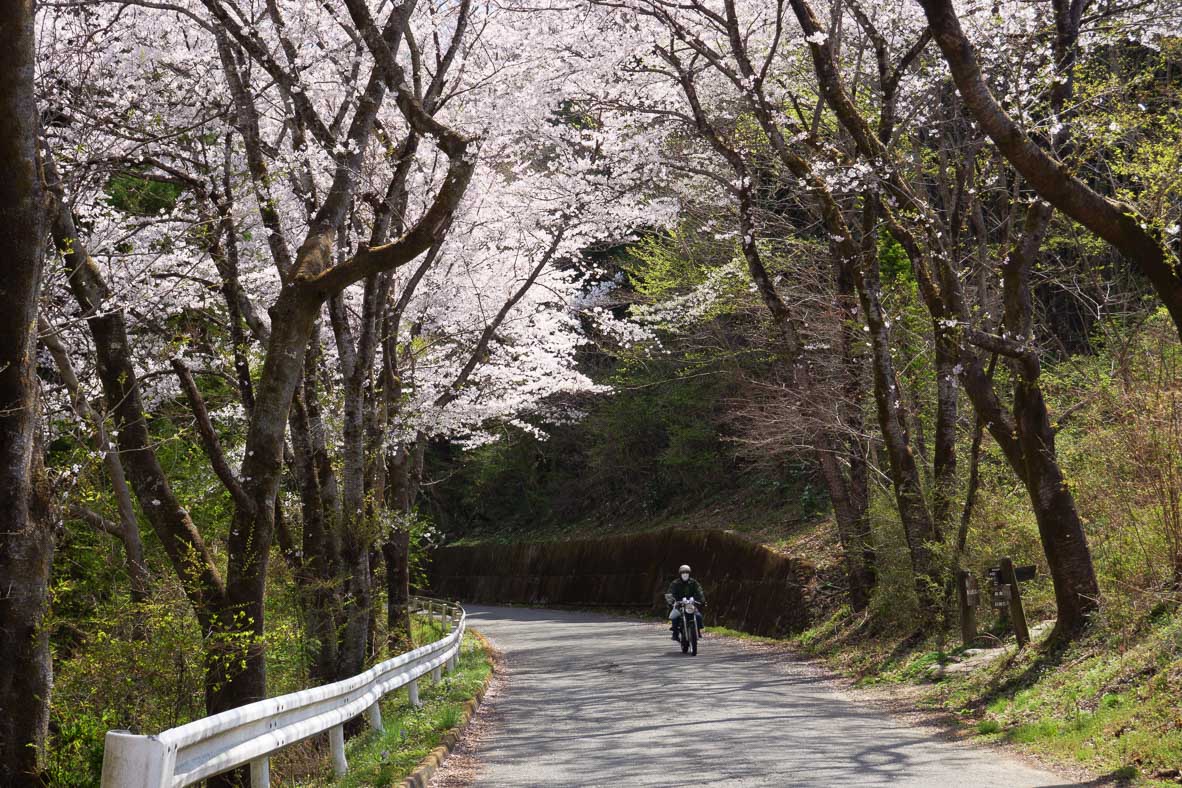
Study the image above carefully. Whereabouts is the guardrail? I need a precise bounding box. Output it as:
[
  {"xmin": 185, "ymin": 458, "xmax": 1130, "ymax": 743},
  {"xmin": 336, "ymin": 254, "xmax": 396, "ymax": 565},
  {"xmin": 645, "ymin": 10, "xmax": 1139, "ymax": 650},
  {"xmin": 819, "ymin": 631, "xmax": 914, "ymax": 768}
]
[{"xmin": 100, "ymin": 596, "xmax": 466, "ymax": 787}]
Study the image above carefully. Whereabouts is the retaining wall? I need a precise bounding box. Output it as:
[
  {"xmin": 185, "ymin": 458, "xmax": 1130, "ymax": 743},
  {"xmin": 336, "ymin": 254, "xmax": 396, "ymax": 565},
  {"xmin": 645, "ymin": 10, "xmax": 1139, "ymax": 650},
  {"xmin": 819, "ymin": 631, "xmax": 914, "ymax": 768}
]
[{"xmin": 428, "ymin": 527, "xmax": 815, "ymax": 636}]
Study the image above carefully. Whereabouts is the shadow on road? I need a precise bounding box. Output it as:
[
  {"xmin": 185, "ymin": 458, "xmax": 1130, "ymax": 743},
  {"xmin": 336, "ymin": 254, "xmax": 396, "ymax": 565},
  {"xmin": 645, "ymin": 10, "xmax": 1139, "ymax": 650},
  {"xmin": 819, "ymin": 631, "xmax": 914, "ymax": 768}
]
[{"xmin": 461, "ymin": 606, "xmax": 1084, "ymax": 787}]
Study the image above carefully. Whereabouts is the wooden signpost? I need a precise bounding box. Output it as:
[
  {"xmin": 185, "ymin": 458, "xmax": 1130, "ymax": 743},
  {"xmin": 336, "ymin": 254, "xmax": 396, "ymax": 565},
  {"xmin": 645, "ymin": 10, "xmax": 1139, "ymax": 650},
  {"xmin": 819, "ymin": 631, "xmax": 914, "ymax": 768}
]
[
  {"xmin": 987, "ymin": 557, "xmax": 1033, "ymax": 647},
  {"xmin": 957, "ymin": 570, "xmax": 979, "ymax": 648},
  {"xmin": 959, "ymin": 557, "xmax": 1036, "ymax": 649}
]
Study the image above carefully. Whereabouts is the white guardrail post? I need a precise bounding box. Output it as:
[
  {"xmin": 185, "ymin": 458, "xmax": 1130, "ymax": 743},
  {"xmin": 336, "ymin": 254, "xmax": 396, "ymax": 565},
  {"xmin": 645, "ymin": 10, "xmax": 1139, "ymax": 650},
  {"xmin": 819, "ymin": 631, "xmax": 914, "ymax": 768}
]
[
  {"xmin": 249, "ymin": 756, "xmax": 268, "ymax": 787},
  {"xmin": 365, "ymin": 699, "xmax": 383, "ymax": 732},
  {"xmin": 100, "ymin": 731, "xmax": 174, "ymax": 788},
  {"xmin": 445, "ymin": 603, "xmax": 458, "ymax": 672},
  {"xmin": 99, "ymin": 596, "xmax": 464, "ymax": 787},
  {"xmin": 329, "ymin": 724, "xmax": 347, "ymax": 776}
]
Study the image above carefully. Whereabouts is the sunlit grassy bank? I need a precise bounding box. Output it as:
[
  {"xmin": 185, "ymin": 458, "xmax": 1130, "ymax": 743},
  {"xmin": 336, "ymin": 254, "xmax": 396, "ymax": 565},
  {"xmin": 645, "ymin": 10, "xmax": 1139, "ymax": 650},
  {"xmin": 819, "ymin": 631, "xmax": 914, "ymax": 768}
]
[{"xmin": 793, "ymin": 605, "xmax": 1182, "ymax": 786}]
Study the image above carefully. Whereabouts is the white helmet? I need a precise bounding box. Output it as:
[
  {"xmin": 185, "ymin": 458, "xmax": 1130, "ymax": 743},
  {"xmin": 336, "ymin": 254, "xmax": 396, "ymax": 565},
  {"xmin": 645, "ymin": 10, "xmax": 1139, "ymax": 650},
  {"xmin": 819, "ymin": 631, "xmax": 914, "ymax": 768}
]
[{"xmin": 679, "ymin": 564, "xmax": 691, "ymax": 574}]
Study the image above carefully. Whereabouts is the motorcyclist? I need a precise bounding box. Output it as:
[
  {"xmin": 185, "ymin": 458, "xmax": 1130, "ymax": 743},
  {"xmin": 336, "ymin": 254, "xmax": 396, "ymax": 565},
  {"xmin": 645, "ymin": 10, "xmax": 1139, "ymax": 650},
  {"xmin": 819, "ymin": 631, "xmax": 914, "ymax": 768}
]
[{"xmin": 667, "ymin": 564, "xmax": 706, "ymax": 641}]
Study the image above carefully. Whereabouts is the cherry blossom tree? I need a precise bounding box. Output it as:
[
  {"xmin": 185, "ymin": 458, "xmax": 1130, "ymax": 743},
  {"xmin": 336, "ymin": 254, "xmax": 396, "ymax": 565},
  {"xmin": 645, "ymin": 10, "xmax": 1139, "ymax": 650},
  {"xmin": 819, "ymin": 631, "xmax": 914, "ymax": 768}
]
[{"xmin": 30, "ymin": 1, "xmax": 662, "ymax": 755}]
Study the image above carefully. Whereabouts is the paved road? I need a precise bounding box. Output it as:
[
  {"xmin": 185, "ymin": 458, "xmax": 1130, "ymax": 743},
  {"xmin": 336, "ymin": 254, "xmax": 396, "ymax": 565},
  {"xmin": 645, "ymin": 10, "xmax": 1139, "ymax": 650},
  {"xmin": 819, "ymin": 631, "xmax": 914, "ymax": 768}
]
[{"xmin": 459, "ymin": 606, "xmax": 1077, "ymax": 787}]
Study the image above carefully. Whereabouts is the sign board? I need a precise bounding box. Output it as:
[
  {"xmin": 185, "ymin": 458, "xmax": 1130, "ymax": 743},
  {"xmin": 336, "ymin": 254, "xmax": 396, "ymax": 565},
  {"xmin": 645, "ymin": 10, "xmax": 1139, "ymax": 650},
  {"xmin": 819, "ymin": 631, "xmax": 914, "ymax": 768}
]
[
  {"xmin": 991, "ymin": 583, "xmax": 1012, "ymax": 609},
  {"xmin": 1014, "ymin": 565, "xmax": 1037, "ymax": 582},
  {"xmin": 988, "ymin": 564, "xmax": 1038, "ymax": 583},
  {"xmin": 964, "ymin": 575, "xmax": 979, "ymax": 607}
]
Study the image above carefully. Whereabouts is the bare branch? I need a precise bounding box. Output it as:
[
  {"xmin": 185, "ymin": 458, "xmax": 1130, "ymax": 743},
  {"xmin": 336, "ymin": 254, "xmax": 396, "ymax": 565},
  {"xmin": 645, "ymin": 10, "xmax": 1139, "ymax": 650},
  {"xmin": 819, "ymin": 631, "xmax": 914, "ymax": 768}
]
[{"xmin": 171, "ymin": 358, "xmax": 253, "ymax": 513}]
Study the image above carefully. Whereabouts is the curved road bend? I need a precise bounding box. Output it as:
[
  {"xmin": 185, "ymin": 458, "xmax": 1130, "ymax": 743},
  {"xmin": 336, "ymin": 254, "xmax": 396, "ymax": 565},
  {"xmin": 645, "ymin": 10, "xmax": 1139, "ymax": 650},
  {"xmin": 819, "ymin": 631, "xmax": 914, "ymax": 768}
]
[{"xmin": 457, "ymin": 606, "xmax": 1075, "ymax": 787}]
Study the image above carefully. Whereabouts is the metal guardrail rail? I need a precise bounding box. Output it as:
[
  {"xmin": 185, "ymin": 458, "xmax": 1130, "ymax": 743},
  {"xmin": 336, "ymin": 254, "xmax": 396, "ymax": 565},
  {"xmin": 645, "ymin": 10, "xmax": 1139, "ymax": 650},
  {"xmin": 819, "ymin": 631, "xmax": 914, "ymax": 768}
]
[{"xmin": 100, "ymin": 596, "xmax": 465, "ymax": 787}]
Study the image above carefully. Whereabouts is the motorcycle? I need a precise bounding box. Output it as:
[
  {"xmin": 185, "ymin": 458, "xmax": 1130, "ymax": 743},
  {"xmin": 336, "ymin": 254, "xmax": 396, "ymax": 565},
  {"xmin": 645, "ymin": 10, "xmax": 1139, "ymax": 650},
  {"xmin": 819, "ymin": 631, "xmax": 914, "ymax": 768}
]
[{"xmin": 666, "ymin": 594, "xmax": 702, "ymax": 656}]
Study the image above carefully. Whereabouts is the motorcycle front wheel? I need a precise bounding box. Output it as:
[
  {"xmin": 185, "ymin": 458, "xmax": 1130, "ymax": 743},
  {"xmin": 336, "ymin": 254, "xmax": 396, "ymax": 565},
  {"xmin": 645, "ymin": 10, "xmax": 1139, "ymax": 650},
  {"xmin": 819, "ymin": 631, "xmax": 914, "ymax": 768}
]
[
  {"xmin": 690, "ymin": 624, "xmax": 698, "ymax": 656},
  {"xmin": 680, "ymin": 630, "xmax": 690, "ymax": 654}
]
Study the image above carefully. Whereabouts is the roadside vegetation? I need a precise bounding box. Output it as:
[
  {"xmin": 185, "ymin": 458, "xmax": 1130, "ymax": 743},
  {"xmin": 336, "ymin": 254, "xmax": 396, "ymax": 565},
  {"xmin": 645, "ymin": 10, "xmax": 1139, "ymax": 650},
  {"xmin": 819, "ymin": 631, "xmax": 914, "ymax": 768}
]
[{"xmin": 286, "ymin": 628, "xmax": 492, "ymax": 787}]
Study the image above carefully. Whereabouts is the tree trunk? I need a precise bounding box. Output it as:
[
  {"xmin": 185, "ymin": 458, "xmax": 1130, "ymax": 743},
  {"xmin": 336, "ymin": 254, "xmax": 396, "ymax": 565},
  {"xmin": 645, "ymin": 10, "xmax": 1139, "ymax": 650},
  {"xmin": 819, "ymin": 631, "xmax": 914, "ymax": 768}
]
[
  {"xmin": 330, "ymin": 272, "xmax": 388, "ymax": 678},
  {"xmin": 0, "ymin": 3, "xmax": 53, "ymax": 779},
  {"xmin": 956, "ymin": 353, "xmax": 996, "ymax": 556},
  {"xmin": 0, "ymin": 448, "xmax": 52, "ymax": 788},
  {"xmin": 383, "ymin": 444, "xmax": 416, "ymax": 649},
  {"xmin": 1015, "ymin": 377, "xmax": 1099, "ymax": 639},
  {"xmin": 950, "ymin": 202, "xmax": 1101, "ymax": 641},
  {"xmin": 931, "ymin": 328, "xmax": 960, "ymax": 536},
  {"xmin": 288, "ymin": 383, "xmax": 341, "ymax": 684},
  {"xmin": 382, "ymin": 533, "xmax": 413, "ymax": 650},
  {"xmin": 207, "ymin": 282, "xmax": 325, "ymax": 723},
  {"xmin": 40, "ymin": 320, "xmax": 150, "ymax": 607},
  {"xmin": 815, "ymin": 438, "xmax": 874, "ymax": 610},
  {"xmin": 48, "ymin": 159, "xmax": 228, "ymax": 620},
  {"xmin": 856, "ymin": 202, "xmax": 943, "ymax": 610},
  {"xmin": 834, "ymin": 257, "xmax": 877, "ymax": 604},
  {"xmin": 1002, "ymin": 203, "xmax": 1099, "ymax": 640}
]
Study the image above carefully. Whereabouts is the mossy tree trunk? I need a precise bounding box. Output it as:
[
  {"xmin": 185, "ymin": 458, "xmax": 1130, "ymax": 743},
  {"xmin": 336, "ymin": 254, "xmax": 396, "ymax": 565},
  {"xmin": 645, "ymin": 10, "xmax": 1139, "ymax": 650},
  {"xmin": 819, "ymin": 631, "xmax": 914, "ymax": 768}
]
[{"xmin": 0, "ymin": 4, "xmax": 54, "ymax": 779}]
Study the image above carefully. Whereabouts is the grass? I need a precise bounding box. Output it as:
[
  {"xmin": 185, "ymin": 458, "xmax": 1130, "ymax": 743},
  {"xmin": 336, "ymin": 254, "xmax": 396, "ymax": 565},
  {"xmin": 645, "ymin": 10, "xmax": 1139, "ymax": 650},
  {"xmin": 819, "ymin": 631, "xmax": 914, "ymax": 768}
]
[
  {"xmin": 932, "ymin": 613, "xmax": 1182, "ymax": 785},
  {"xmin": 409, "ymin": 612, "xmax": 449, "ymax": 646},
  {"xmin": 283, "ymin": 622, "xmax": 493, "ymax": 787},
  {"xmin": 333, "ymin": 630, "xmax": 491, "ymax": 787},
  {"xmin": 704, "ymin": 625, "xmax": 786, "ymax": 645}
]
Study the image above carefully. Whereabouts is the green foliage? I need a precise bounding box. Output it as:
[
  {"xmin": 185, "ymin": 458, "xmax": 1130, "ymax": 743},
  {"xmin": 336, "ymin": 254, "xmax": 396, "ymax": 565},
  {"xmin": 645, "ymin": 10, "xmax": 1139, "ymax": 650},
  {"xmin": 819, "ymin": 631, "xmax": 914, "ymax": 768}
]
[
  {"xmin": 430, "ymin": 228, "xmax": 798, "ymax": 536},
  {"xmin": 46, "ymin": 709, "xmax": 119, "ymax": 788},
  {"xmin": 1073, "ymin": 44, "xmax": 1182, "ymax": 226},
  {"xmin": 380, "ymin": 509, "xmax": 442, "ymax": 592},
  {"xmin": 625, "ymin": 230, "xmax": 719, "ymax": 299},
  {"xmin": 48, "ymin": 587, "xmax": 206, "ymax": 786},
  {"xmin": 432, "ymin": 337, "xmax": 772, "ymax": 534},
  {"xmin": 877, "ymin": 231, "xmax": 910, "ymax": 283},
  {"xmin": 866, "ymin": 493, "xmax": 921, "ymax": 632},
  {"xmin": 106, "ymin": 172, "xmax": 183, "ymax": 216},
  {"xmin": 553, "ymin": 98, "xmax": 600, "ymax": 130},
  {"xmin": 976, "ymin": 719, "xmax": 1001, "ymax": 735}
]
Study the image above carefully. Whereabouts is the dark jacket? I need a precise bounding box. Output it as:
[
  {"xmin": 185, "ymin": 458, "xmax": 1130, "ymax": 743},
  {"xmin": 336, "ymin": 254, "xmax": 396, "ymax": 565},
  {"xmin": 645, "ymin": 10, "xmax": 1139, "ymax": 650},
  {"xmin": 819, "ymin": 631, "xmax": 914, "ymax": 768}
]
[{"xmin": 667, "ymin": 576, "xmax": 706, "ymax": 605}]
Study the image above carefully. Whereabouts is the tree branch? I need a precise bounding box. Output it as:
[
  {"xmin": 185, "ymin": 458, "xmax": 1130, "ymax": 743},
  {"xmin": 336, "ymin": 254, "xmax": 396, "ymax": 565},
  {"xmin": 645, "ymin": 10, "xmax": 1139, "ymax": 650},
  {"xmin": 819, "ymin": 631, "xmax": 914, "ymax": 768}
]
[
  {"xmin": 915, "ymin": 0, "xmax": 1182, "ymax": 338},
  {"xmin": 964, "ymin": 329, "xmax": 1037, "ymax": 363},
  {"xmin": 435, "ymin": 227, "xmax": 566, "ymax": 407},
  {"xmin": 72, "ymin": 505, "xmax": 125, "ymax": 538},
  {"xmin": 302, "ymin": 152, "xmax": 474, "ymax": 294},
  {"xmin": 171, "ymin": 358, "xmax": 253, "ymax": 513}
]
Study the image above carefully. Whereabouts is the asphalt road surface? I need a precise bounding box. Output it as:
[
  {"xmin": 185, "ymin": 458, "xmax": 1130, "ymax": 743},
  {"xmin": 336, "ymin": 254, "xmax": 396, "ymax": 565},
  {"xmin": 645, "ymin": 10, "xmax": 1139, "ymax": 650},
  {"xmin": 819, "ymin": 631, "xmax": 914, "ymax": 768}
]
[{"xmin": 456, "ymin": 606, "xmax": 1077, "ymax": 787}]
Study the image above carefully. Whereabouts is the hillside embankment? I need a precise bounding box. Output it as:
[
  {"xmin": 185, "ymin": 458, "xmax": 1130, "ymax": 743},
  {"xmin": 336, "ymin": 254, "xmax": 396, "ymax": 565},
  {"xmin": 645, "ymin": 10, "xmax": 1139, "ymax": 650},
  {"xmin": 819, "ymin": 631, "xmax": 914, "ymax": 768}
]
[{"xmin": 428, "ymin": 526, "xmax": 815, "ymax": 637}]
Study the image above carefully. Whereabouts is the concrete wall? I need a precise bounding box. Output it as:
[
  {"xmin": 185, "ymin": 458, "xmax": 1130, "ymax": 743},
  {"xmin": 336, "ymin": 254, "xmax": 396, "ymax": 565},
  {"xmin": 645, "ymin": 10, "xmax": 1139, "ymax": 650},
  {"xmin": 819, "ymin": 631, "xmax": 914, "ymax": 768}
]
[{"xmin": 428, "ymin": 527, "xmax": 815, "ymax": 637}]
